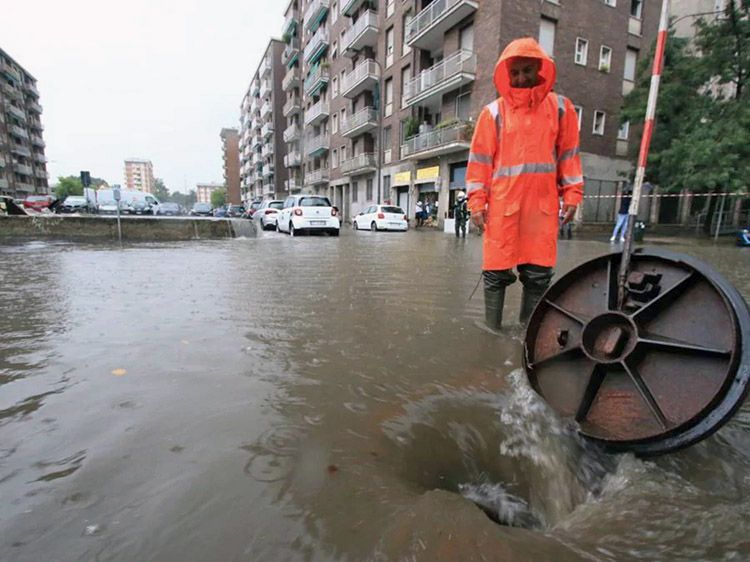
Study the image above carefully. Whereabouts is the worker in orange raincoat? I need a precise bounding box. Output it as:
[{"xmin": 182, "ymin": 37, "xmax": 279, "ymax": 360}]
[{"xmin": 467, "ymin": 37, "xmax": 584, "ymax": 331}]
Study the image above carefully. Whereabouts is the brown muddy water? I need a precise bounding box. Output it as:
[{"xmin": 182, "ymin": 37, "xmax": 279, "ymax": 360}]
[{"xmin": 1, "ymin": 230, "xmax": 749, "ymax": 561}]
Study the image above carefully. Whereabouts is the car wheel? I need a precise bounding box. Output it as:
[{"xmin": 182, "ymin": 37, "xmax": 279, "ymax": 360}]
[
  {"xmin": 260, "ymin": 218, "xmax": 266, "ymax": 230},
  {"xmin": 331, "ymin": 229, "xmax": 340, "ymax": 237},
  {"xmin": 276, "ymin": 222, "xmax": 281, "ymax": 233},
  {"xmin": 371, "ymin": 222, "xmax": 377, "ymax": 232},
  {"xmin": 290, "ymin": 223, "xmax": 296, "ymax": 237},
  {"xmin": 353, "ymin": 221, "xmax": 358, "ymax": 230}
]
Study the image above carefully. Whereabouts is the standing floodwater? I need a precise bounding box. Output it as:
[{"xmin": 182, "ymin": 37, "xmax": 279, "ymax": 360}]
[{"xmin": 1, "ymin": 231, "xmax": 749, "ymax": 561}]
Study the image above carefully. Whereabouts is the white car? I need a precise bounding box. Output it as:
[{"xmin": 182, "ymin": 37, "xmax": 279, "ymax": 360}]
[
  {"xmin": 277, "ymin": 194, "xmax": 340, "ymax": 236},
  {"xmin": 353, "ymin": 205, "xmax": 408, "ymax": 232},
  {"xmin": 253, "ymin": 199, "xmax": 284, "ymax": 230}
]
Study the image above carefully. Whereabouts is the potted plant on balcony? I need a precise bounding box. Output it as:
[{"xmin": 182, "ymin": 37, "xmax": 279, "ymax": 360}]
[{"xmin": 404, "ymin": 117, "xmax": 420, "ymax": 139}]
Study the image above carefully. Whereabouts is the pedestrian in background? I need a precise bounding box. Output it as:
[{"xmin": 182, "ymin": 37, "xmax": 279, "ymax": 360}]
[
  {"xmin": 415, "ymin": 200, "xmax": 424, "ymax": 227},
  {"xmin": 466, "ymin": 37, "xmax": 584, "ymax": 331},
  {"xmin": 453, "ymin": 191, "xmax": 469, "ymax": 238},
  {"xmin": 611, "ymin": 185, "xmax": 632, "ymax": 243}
]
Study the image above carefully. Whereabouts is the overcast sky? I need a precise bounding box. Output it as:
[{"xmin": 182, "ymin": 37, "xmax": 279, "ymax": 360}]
[{"xmin": 4, "ymin": 0, "xmax": 283, "ymax": 193}]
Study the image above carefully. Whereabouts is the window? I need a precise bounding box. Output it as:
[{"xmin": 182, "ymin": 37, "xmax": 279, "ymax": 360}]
[
  {"xmin": 384, "ymin": 78, "xmax": 393, "ymax": 117},
  {"xmin": 617, "ymin": 121, "xmax": 630, "ymax": 140},
  {"xmin": 382, "ymin": 126, "xmax": 391, "ymax": 150},
  {"xmin": 599, "ymin": 45, "xmax": 612, "ymax": 72},
  {"xmin": 332, "ymin": 148, "xmax": 339, "ymax": 168},
  {"xmin": 341, "ymin": 145, "xmax": 347, "ymax": 162},
  {"xmin": 593, "ymin": 110, "xmax": 606, "ymax": 135},
  {"xmin": 539, "ymin": 18, "xmax": 556, "ymax": 57},
  {"xmin": 366, "ymin": 178, "xmax": 373, "ymax": 201},
  {"xmin": 400, "ymin": 66, "xmax": 411, "ymax": 108},
  {"xmin": 603, "ymin": 0, "xmax": 616, "ymax": 6},
  {"xmin": 332, "ymin": 76, "xmax": 339, "ymax": 97},
  {"xmin": 341, "ymin": 108, "xmax": 346, "ymax": 124},
  {"xmin": 459, "ymin": 24, "xmax": 474, "ymax": 51},
  {"xmin": 332, "ymin": 112, "xmax": 338, "ymax": 134},
  {"xmin": 575, "ymin": 38, "xmax": 588, "ymax": 66},
  {"xmin": 402, "ymin": 11, "xmax": 412, "ymax": 56},
  {"xmin": 331, "ymin": 41, "xmax": 338, "ymax": 60},
  {"xmin": 631, "ymin": 0, "xmax": 643, "ymax": 18},
  {"xmin": 456, "ymin": 92, "xmax": 471, "ymax": 120},
  {"xmin": 332, "ymin": 2, "xmax": 338, "ymax": 23},
  {"xmin": 352, "ymin": 180, "xmax": 358, "ymax": 202},
  {"xmin": 387, "ymin": 0, "xmax": 395, "ymax": 18},
  {"xmin": 385, "ymin": 27, "xmax": 395, "ymax": 67},
  {"xmin": 624, "ymin": 48, "xmax": 638, "ymax": 82},
  {"xmin": 574, "ymin": 106, "xmax": 583, "ymax": 130}
]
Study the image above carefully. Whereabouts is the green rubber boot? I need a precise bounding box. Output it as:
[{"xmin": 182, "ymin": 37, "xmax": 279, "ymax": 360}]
[{"xmin": 484, "ymin": 287, "xmax": 506, "ymax": 331}]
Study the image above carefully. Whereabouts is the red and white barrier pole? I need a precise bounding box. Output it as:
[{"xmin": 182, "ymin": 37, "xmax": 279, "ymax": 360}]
[{"xmin": 617, "ymin": 0, "xmax": 671, "ymax": 308}]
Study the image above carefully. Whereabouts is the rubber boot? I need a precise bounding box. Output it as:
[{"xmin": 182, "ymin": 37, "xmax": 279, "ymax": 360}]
[
  {"xmin": 484, "ymin": 287, "xmax": 506, "ymax": 331},
  {"xmin": 518, "ymin": 264, "xmax": 554, "ymax": 326},
  {"xmin": 519, "ymin": 286, "xmax": 545, "ymax": 326}
]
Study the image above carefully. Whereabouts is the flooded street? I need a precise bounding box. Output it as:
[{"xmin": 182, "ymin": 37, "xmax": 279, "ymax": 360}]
[{"xmin": 2, "ymin": 230, "xmax": 750, "ymax": 561}]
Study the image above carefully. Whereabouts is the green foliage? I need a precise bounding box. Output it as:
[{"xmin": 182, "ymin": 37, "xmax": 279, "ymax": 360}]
[
  {"xmin": 621, "ymin": 4, "xmax": 750, "ymax": 194},
  {"xmin": 210, "ymin": 188, "xmax": 226, "ymax": 208},
  {"xmin": 404, "ymin": 117, "xmax": 420, "ymax": 139},
  {"xmin": 152, "ymin": 178, "xmax": 169, "ymax": 200},
  {"xmin": 54, "ymin": 176, "xmax": 83, "ymax": 200},
  {"xmin": 168, "ymin": 190, "xmax": 197, "ymax": 207}
]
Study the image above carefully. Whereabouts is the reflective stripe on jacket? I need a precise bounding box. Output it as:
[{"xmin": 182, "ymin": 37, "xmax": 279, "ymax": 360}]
[{"xmin": 467, "ymin": 38, "xmax": 584, "ymax": 271}]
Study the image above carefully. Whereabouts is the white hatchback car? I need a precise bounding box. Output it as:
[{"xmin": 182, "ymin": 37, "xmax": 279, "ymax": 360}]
[
  {"xmin": 353, "ymin": 205, "xmax": 408, "ymax": 232},
  {"xmin": 277, "ymin": 194, "xmax": 340, "ymax": 236},
  {"xmin": 253, "ymin": 199, "xmax": 284, "ymax": 230}
]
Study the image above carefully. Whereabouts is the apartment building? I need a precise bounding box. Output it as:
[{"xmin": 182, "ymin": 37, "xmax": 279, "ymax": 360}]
[
  {"xmin": 196, "ymin": 182, "xmax": 224, "ymax": 204},
  {"xmin": 124, "ymin": 158, "xmax": 155, "ymax": 193},
  {"xmin": 220, "ymin": 127, "xmax": 241, "ymax": 205},
  {"xmin": 274, "ymin": 0, "xmax": 659, "ymax": 224},
  {"xmin": 239, "ymin": 39, "xmax": 289, "ymax": 205},
  {"xmin": 672, "ymin": 0, "xmax": 728, "ymax": 38},
  {"xmin": 0, "ymin": 47, "xmax": 48, "ymax": 199}
]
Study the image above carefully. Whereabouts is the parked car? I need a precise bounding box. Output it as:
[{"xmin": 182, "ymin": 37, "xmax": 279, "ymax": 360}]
[
  {"xmin": 190, "ymin": 202, "xmax": 213, "ymax": 217},
  {"xmin": 60, "ymin": 196, "xmax": 93, "ymax": 214},
  {"xmin": 353, "ymin": 205, "xmax": 409, "ymax": 232},
  {"xmin": 225, "ymin": 204, "xmax": 246, "ymax": 218},
  {"xmin": 253, "ymin": 199, "xmax": 284, "ymax": 230},
  {"xmin": 156, "ymin": 202, "xmax": 182, "ymax": 216},
  {"xmin": 128, "ymin": 199, "xmax": 153, "ymax": 215},
  {"xmin": 97, "ymin": 200, "xmax": 127, "ymax": 215},
  {"xmin": 23, "ymin": 195, "xmax": 56, "ymax": 212},
  {"xmin": 277, "ymin": 194, "xmax": 340, "ymax": 236},
  {"xmin": 242, "ymin": 200, "xmax": 263, "ymax": 219},
  {"xmin": 213, "ymin": 207, "xmax": 228, "ymax": 218}
]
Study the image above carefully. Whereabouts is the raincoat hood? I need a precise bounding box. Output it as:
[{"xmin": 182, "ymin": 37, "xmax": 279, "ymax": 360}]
[{"xmin": 494, "ymin": 37, "xmax": 556, "ymax": 108}]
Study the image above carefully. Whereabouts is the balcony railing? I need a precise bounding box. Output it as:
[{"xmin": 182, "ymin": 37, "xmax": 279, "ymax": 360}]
[
  {"xmin": 5, "ymin": 102, "xmax": 26, "ymax": 121},
  {"xmin": 14, "ymin": 162, "xmax": 33, "ymax": 176},
  {"xmin": 24, "ymin": 81, "xmax": 40, "ymax": 96},
  {"xmin": 286, "ymin": 178, "xmax": 301, "ymax": 192},
  {"xmin": 341, "ymin": 153, "xmax": 376, "ymax": 175},
  {"xmin": 282, "ymin": 12, "xmax": 298, "ymax": 41},
  {"xmin": 1, "ymin": 82, "xmax": 21, "ymax": 100},
  {"xmin": 11, "ymin": 144, "xmax": 31, "ymax": 157},
  {"xmin": 0, "ymin": 178, "xmax": 8, "ymax": 189},
  {"xmin": 283, "ymin": 96, "xmax": 302, "ymax": 116},
  {"xmin": 284, "ymin": 151, "xmax": 302, "ymax": 168},
  {"xmin": 304, "ymin": 27, "xmax": 329, "ymax": 64},
  {"xmin": 283, "ymin": 39, "xmax": 300, "ymax": 67},
  {"xmin": 304, "ymin": 0, "xmax": 330, "ymax": 32},
  {"xmin": 342, "ymin": 10, "xmax": 379, "ymax": 55},
  {"xmin": 342, "ymin": 0, "xmax": 368, "ymax": 17},
  {"xmin": 307, "ymin": 135, "xmax": 330, "ymax": 156},
  {"xmin": 405, "ymin": 0, "xmax": 478, "ymax": 51},
  {"xmin": 34, "ymin": 168, "xmax": 47, "ymax": 179},
  {"xmin": 262, "ymin": 142, "xmax": 274, "ymax": 158},
  {"xmin": 342, "ymin": 59, "xmax": 379, "ymax": 98},
  {"xmin": 282, "ymin": 66, "xmax": 301, "ymax": 91},
  {"xmin": 9, "ymin": 125, "xmax": 28, "ymax": 139},
  {"xmin": 283, "ymin": 124, "xmax": 301, "ymax": 143},
  {"xmin": 259, "ymin": 58, "xmax": 272, "ymax": 77},
  {"xmin": 305, "ymin": 168, "xmax": 329, "ymax": 186},
  {"xmin": 261, "ymin": 122, "xmax": 274, "ymax": 138},
  {"xmin": 263, "ymin": 182, "xmax": 275, "ymax": 194},
  {"xmin": 261, "ymin": 100, "xmax": 273, "ymax": 118},
  {"xmin": 304, "ymin": 100, "xmax": 330, "ymax": 126},
  {"xmin": 33, "ymin": 152, "xmax": 46, "ymax": 164},
  {"xmin": 304, "ymin": 64, "xmax": 330, "ymax": 97},
  {"xmin": 0, "ymin": 61, "xmax": 21, "ymax": 82},
  {"xmin": 402, "ymin": 49, "xmax": 476, "ymax": 107},
  {"xmin": 260, "ymin": 81, "xmax": 272, "ymax": 99},
  {"xmin": 263, "ymin": 164, "xmax": 275, "ymax": 178},
  {"xmin": 341, "ymin": 107, "xmax": 378, "ymax": 137},
  {"xmin": 400, "ymin": 122, "xmax": 472, "ymax": 159},
  {"xmin": 16, "ymin": 182, "xmax": 35, "ymax": 192},
  {"xmin": 30, "ymin": 134, "xmax": 45, "ymax": 147}
]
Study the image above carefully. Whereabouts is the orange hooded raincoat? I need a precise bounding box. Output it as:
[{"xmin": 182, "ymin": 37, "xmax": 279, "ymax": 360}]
[{"xmin": 466, "ymin": 38, "xmax": 584, "ymax": 272}]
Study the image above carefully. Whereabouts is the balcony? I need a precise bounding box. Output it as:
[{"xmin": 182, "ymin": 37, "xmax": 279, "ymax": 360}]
[
  {"xmin": 0, "ymin": 155, "xmax": 5, "ymax": 167},
  {"xmin": 282, "ymin": 12, "xmax": 298, "ymax": 42},
  {"xmin": 629, "ymin": 16, "xmax": 642, "ymax": 36},
  {"xmin": 342, "ymin": 0, "xmax": 368, "ymax": 17},
  {"xmin": 405, "ymin": 0, "xmax": 478, "ymax": 52},
  {"xmin": 1, "ymin": 81, "xmax": 21, "ymax": 100},
  {"xmin": 304, "ymin": 64, "xmax": 330, "ymax": 97},
  {"xmin": 26, "ymin": 100, "xmax": 42, "ymax": 114},
  {"xmin": 304, "ymin": 27, "xmax": 329, "ymax": 65},
  {"xmin": 9, "ymin": 125, "xmax": 28, "ymax": 140},
  {"xmin": 400, "ymin": 122, "xmax": 472, "ymax": 160},
  {"xmin": 30, "ymin": 134, "xmax": 45, "ymax": 147},
  {"xmin": 0, "ymin": 178, "xmax": 7, "ymax": 189},
  {"xmin": 34, "ymin": 168, "xmax": 47, "ymax": 179},
  {"xmin": 252, "ymin": 134, "xmax": 263, "ymax": 149},
  {"xmin": 16, "ymin": 182, "xmax": 35, "ymax": 192},
  {"xmin": 341, "ymin": 107, "xmax": 378, "ymax": 138},
  {"xmin": 342, "ymin": 60, "xmax": 379, "ymax": 99},
  {"xmin": 262, "ymin": 142, "xmax": 274, "ymax": 158},
  {"xmin": 259, "ymin": 57, "xmax": 272, "ymax": 78},
  {"xmin": 282, "ymin": 66, "xmax": 301, "ymax": 91},
  {"xmin": 5, "ymin": 102, "xmax": 26, "ymax": 121},
  {"xmin": 263, "ymin": 182, "xmax": 275, "ymax": 195},
  {"xmin": 304, "ymin": 100, "xmax": 330, "ymax": 126},
  {"xmin": 341, "ymin": 152, "xmax": 377, "ymax": 176},
  {"xmin": 0, "ymin": 60, "xmax": 21, "ymax": 83},
  {"xmin": 304, "ymin": 0, "xmax": 330, "ymax": 32},
  {"xmin": 283, "ymin": 95, "xmax": 302, "ymax": 117},
  {"xmin": 260, "ymin": 80, "xmax": 272, "ymax": 99},
  {"xmin": 343, "ymin": 11, "xmax": 379, "ymax": 56},
  {"xmin": 11, "ymin": 144, "xmax": 31, "ymax": 157},
  {"xmin": 261, "ymin": 122, "xmax": 274, "ymax": 139},
  {"xmin": 283, "ymin": 124, "xmax": 301, "ymax": 143},
  {"xmin": 403, "ymin": 49, "xmax": 476, "ymax": 108},
  {"xmin": 307, "ymin": 135, "xmax": 330, "ymax": 157},
  {"xmin": 27, "ymin": 120, "xmax": 43, "ymax": 132},
  {"xmin": 23, "ymin": 81, "xmax": 40, "ymax": 96},
  {"xmin": 305, "ymin": 168, "xmax": 330, "ymax": 187},
  {"xmin": 286, "ymin": 177, "xmax": 301, "ymax": 192},
  {"xmin": 14, "ymin": 162, "xmax": 33, "ymax": 176},
  {"xmin": 33, "ymin": 152, "xmax": 46, "ymax": 164},
  {"xmin": 284, "ymin": 151, "xmax": 302, "ymax": 167},
  {"xmin": 263, "ymin": 164, "xmax": 275, "ymax": 178},
  {"xmin": 261, "ymin": 100, "xmax": 273, "ymax": 118},
  {"xmin": 284, "ymin": 39, "xmax": 300, "ymax": 68}
]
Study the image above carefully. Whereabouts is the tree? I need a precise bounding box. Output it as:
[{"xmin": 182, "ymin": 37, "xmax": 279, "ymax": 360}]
[
  {"xmin": 152, "ymin": 178, "xmax": 169, "ymax": 200},
  {"xmin": 210, "ymin": 188, "xmax": 226, "ymax": 208},
  {"xmin": 54, "ymin": 176, "xmax": 84, "ymax": 200},
  {"xmin": 168, "ymin": 190, "xmax": 197, "ymax": 208}
]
